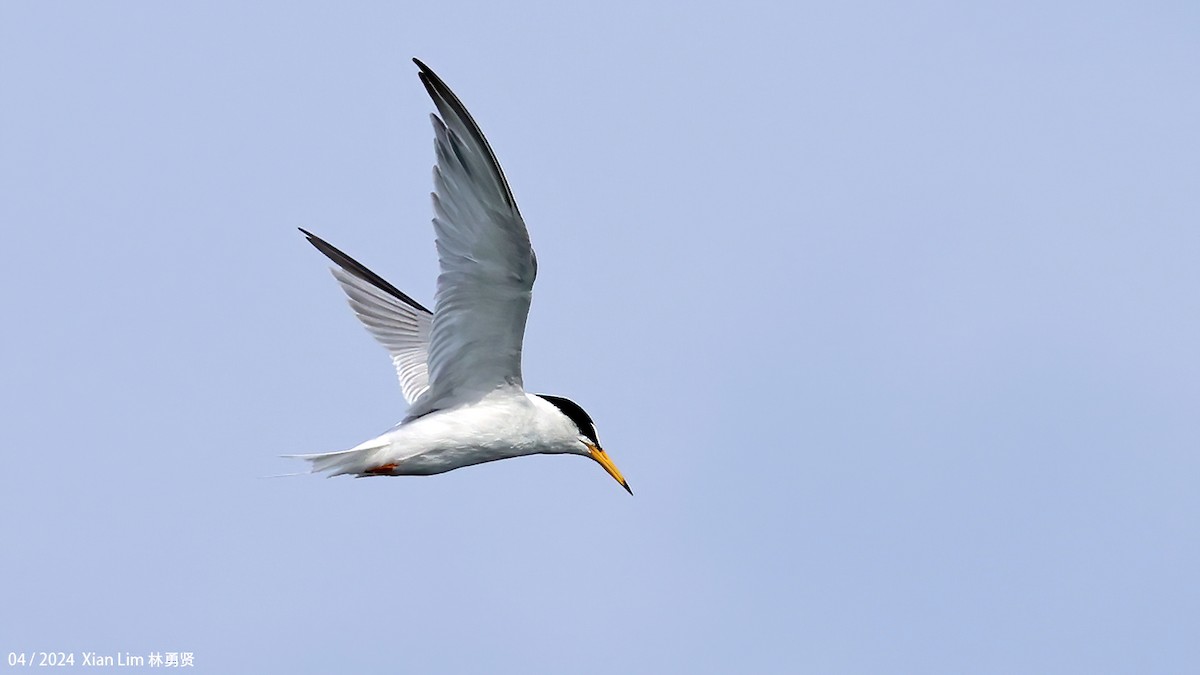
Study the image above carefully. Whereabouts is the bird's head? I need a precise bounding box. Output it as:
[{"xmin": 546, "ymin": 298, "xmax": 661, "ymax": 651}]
[{"xmin": 536, "ymin": 394, "xmax": 631, "ymax": 495}]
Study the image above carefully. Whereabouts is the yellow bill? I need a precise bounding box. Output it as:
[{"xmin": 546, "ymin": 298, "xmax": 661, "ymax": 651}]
[{"xmin": 588, "ymin": 444, "xmax": 632, "ymax": 495}]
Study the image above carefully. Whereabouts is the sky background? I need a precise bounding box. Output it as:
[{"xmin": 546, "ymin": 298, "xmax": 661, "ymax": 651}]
[{"xmin": 2, "ymin": 1, "xmax": 1198, "ymax": 673}]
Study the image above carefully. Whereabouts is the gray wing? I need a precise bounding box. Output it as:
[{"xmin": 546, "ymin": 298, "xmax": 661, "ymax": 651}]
[
  {"xmin": 410, "ymin": 59, "xmax": 537, "ymax": 414},
  {"xmin": 300, "ymin": 229, "xmax": 433, "ymax": 405}
]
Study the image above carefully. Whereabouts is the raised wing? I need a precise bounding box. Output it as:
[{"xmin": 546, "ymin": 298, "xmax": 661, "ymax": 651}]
[
  {"xmin": 413, "ymin": 59, "xmax": 537, "ymax": 411},
  {"xmin": 300, "ymin": 229, "xmax": 433, "ymax": 404}
]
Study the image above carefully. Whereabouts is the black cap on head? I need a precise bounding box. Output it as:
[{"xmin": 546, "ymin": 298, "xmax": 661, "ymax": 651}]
[{"xmin": 536, "ymin": 394, "xmax": 600, "ymax": 447}]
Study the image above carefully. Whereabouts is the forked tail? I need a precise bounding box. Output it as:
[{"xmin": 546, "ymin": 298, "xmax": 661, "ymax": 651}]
[{"xmin": 282, "ymin": 440, "xmax": 389, "ymax": 477}]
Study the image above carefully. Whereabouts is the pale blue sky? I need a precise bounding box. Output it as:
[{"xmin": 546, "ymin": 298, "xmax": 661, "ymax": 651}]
[{"xmin": 2, "ymin": 1, "xmax": 1198, "ymax": 673}]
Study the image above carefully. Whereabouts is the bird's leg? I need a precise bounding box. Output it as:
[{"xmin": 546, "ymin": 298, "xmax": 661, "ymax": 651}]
[{"xmin": 364, "ymin": 463, "xmax": 399, "ymax": 475}]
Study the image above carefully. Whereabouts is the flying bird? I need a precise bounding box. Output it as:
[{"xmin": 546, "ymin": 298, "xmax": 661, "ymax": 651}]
[{"xmin": 291, "ymin": 59, "xmax": 630, "ymax": 494}]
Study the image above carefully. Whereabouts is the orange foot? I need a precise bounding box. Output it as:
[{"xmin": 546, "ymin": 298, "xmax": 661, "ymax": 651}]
[{"xmin": 364, "ymin": 463, "xmax": 399, "ymax": 475}]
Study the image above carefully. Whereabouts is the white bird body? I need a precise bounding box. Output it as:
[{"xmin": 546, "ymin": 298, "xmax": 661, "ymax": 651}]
[
  {"xmin": 291, "ymin": 59, "xmax": 630, "ymax": 493},
  {"xmin": 306, "ymin": 389, "xmax": 583, "ymax": 477}
]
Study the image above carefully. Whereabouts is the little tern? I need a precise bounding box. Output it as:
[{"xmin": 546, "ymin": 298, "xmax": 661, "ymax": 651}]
[{"xmin": 292, "ymin": 59, "xmax": 631, "ymax": 494}]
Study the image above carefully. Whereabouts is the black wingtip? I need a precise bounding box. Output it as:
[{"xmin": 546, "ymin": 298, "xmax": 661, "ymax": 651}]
[
  {"xmin": 623, "ymin": 481, "xmax": 634, "ymax": 496},
  {"xmin": 298, "ymin": 228, "xmax": 432, "ymax": 315},
  {"xmin": 408, "ymin": 57, "xmax": 520, "ymax": 212}
]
